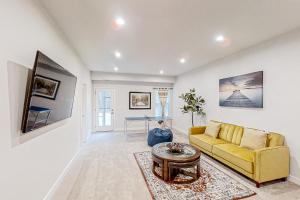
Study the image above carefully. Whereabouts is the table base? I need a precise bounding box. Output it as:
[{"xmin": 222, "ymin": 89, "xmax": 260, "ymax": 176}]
[{"xmin": 152, "ymin": 155, "xmax": 201, "ymax": 184}]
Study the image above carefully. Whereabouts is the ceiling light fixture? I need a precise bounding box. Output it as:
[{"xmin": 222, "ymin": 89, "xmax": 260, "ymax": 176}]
[
  {"xmin": 180, "ymin": 58, "xmax": 186, "ymax": 64},
  {"xmin": 215, "ymin": 35, "xmax": 225, "ymax": 42},
  {"xmin": 115, "ymin": 17, "xmax": 125, "ymax": 26},
  {"xmin": 114, "ymin": 67, "xmax": 119, "ymax": 72},
  {"xmin": 215, "ymin": 35, "xmax": 231, "ymax": 47},
  {"xmin": 159, "ymin": 70, "xmax": 164, "ymax": 75},
  {"xmin": 114, "ymin": 51, "xmax": 121, "ymax": 58}
]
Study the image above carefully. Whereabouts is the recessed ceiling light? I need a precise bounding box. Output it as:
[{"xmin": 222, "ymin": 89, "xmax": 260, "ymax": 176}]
[
  {"xmin": 115, "ymin": 17, "xmax": 125, "ymax": 26},
  {"xmin": 216, "ymin": 35, "xmax": 225, "ymax": 42},
  {"xmin": 114, "ymin": 67, "xmax": 119, "ymax": 72},
  {"xmin": 215, "ymin": 35, "xmax": 231, "ymax": 47},
  {"xmin": 114, "ymin": 51, "xmax": 121, "ymax": 58},
  {"xmin": 159, "ymin": 70, "xmax": 164, "ymax": 74},
  {"xmin": 180, "ymin": 58, "xmax": 186, "ymax": 64}
]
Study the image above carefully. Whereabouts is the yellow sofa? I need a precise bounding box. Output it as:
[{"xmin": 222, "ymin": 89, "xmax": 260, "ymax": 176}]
[{"xmin": 189, "ymin": 121, "xmax": 289, "ymax": 187}]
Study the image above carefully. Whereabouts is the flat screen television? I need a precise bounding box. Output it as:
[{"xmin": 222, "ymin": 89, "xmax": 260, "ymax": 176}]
[{"xmin": 21, "ymin": 51, "xmax": 77, "ymax": 133}]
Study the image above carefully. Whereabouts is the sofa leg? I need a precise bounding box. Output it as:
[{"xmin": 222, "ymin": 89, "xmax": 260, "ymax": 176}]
[
  {"xmin": 256, "ymin": 182, "xmax": 260, "ymax": 188},
  {"xmin": 281, "ymin": 177, "xmax": 287, "ymax": 182}
]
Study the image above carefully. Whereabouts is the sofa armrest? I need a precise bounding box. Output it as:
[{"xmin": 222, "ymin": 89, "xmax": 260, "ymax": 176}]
[
  {"xmin": 189, "ymin": 126, "xmax": 206, "ymax": 135},
  {"xmin": 254, "ymin": 146, "xmax": 289, "ymax": 183}
]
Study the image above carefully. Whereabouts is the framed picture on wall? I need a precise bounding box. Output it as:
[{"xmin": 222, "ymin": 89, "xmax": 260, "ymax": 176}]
[
  {"xmin": 32, "ymin": 75, "xmax": 60, "ymax": 100},
  {"xmin": 219, "ymin": 71, "xmax": 263, "ymax": 108},
  {"xmin": 129, "ymin": 92, "xmax": 151, "ymax": 109}
]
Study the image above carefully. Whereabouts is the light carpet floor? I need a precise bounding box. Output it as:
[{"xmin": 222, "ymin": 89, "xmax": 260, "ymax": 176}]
[
  {"xmin": 134, "ymin": 151, "xmax": 256, "ymax": 200},
  {"xmin": 50, "ymin": 131, "xmax": 300, "ymax": 200}
]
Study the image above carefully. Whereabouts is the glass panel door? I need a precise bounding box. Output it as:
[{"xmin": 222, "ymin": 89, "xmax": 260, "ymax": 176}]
[{"xmin": 94, "ymin": 88, "xmax": 115, "ymax": 131}]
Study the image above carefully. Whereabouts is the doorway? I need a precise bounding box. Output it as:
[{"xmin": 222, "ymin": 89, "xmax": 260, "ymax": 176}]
[{"xmin": 94, "ymin": 88, "xmax": 115, "ymax": 131}]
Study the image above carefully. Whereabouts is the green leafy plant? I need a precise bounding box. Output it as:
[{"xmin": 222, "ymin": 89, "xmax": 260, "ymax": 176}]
[{"xmin": 179, "ymin": 88, "xmax": 205, "ymax": 127}]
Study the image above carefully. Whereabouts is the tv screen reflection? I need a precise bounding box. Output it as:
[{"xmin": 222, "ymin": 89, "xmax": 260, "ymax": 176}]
[{"xmin": 22, "ymin": 51, "xmax": 77, "ymax": 133}]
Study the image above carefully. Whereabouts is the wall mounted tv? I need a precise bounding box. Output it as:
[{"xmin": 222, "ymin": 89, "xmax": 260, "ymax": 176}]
[{"xmin": 21, "ymin": 51, "xmax": 77, "ymax": 133}]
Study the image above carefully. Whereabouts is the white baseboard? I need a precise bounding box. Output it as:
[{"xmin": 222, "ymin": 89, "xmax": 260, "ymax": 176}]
[
  {"xmin": 43, "ymin": 150, "xmax": 80, "ymax": 200},
  {"xmin": 288, "ymin": 175, "xmax": 300, "ymax": 185}
]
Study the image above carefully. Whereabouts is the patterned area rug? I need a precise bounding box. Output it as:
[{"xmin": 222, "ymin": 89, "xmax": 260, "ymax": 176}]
[{"xmin": 134, "ymin": 151, "xmax": 256, "ymax": 200}]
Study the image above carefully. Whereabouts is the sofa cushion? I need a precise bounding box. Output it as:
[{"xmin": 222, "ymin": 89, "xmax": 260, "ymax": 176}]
[
  {"xmin": 267, "ymin": 132, "xmax": 284, "ymax": 147},
  {"xmin": 240, "ymin": 128, "xmax": 267, "ymax": 150},
  {"xmin": 212, "ymin": 143, "xmax": 254, "ymax": 173},
  {"xmin": 217, "ymin": 122, "xmax": 244, "ymax": 145},
  {"xmin": 204, "ymin": 121, "xmax": 221, "ymax": 138},
  {"xmin": 190, "ymin": 134, "xmax": 227, "ymax": 152}
]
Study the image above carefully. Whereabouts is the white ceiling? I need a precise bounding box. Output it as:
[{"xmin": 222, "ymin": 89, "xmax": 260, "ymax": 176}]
[{"xmin": 39, "ymin": 0, "xmax": 300, "ymax": 76}]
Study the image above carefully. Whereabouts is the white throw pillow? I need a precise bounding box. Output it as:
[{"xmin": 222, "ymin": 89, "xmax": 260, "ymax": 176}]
[
  {"xmin": 204, "ymin": 121, "xmax": 221, "ymax": 138},
  {"xmin": 240, "ymin": 128, "xmax": 267, "ymax": 150}
]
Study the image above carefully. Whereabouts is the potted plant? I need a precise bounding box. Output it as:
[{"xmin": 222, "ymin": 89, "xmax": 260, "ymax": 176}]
[{"xmin": 179, "ymin": 88, "xmax": 205, "ymax": 127}]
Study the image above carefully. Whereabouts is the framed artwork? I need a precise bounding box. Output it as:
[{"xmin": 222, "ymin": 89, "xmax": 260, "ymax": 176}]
[
  {"xmin": 32, "ymin": 75, "xmax": 60, "ymax": 100},
  {"xmin": 219, "ymin": 71, "xmax": 263, "ymax": 108},
  {"xmin": 129, "ymin": 92, "xmax": 151, "ymax": 109}
]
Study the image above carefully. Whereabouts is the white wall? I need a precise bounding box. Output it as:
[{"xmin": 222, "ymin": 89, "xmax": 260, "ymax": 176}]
[
  {"xmin": 93, "ymin": 81, "xmax": 173, "ymax": 131},
  {"xmin": 0, "ymin": 1, "xmax": 91, "ymax": 199},
  {"xmin": 173, "ymin": 28, "xmax": 300, "ymax": 184},
  {"xmin": 91, "ymin": 71, "xmax": 176, "ymax": 84}
]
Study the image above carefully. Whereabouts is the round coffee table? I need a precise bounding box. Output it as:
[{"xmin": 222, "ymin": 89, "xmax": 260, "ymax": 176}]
[{"xmin": 151, "ymin": 142, "xmax": 201, "ymax": 184}]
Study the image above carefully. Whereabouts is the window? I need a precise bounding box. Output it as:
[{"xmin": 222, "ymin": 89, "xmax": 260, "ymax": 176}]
[{"xmin": 155, "ymin": 90, "xmax": 172, "ymax": 117}]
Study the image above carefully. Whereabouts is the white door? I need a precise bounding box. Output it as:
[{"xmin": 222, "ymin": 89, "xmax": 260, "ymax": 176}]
[
  {"xmin": 94, "ymin": 88, "xmax": 115, "ymax": 131},
  {"xmin": 80, "ymin": 84, "xmax": 88, "ymax": 144}
]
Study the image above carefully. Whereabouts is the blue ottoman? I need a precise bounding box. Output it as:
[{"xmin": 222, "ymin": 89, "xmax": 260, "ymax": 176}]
[{"xmin": 147, "ymin": 128, "xmax": 173, "ymax": 147}]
